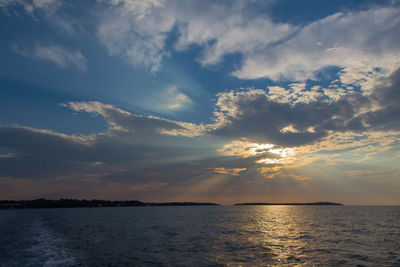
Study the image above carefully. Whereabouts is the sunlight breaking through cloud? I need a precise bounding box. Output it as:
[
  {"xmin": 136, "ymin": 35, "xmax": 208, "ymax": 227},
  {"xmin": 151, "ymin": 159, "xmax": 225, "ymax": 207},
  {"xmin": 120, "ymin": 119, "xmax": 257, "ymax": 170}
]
[{"xmin": 1, "ymin": 0, "xmax": 400, "ymax": 204}]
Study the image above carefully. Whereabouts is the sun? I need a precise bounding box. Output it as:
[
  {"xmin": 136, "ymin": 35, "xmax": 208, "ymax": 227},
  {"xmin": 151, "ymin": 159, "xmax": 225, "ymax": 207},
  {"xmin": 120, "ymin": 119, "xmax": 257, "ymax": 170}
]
[{"xmin": 219, "ymin": 139, "xmax": 295, "ymax": 165}]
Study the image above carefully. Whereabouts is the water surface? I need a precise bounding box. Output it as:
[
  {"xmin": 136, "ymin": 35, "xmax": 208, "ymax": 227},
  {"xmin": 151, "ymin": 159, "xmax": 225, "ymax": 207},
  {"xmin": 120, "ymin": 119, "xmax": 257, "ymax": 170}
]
[{"xmin": 1, "ymin": 206, "xmax": 399, "ymax": 266}]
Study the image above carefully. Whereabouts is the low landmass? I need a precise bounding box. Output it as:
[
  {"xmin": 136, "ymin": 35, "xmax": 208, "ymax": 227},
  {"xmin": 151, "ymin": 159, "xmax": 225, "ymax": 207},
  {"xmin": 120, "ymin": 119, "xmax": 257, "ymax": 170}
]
[
  {"xmin": 0, "ymin": 199, "xmax": 219, "ymax": 209},
  {"xmin": 234, "ymin": 202, "xmax": 343, "ymax": 206}
]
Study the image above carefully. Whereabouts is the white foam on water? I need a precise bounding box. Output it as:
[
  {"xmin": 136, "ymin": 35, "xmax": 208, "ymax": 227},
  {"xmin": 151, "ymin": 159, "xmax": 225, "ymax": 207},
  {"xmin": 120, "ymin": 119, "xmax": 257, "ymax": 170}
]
[{"xmin": 27, "ymin": 217, "xmax": 76, "ymax": 266}]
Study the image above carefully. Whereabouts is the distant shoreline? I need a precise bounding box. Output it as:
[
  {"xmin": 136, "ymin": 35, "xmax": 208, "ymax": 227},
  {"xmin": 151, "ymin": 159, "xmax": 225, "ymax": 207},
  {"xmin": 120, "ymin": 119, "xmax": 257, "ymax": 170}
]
[
  {"xmin": 0, "ymin": 199, "xmax": 219, "ymax": 209},
  {"xmin": 0, "ymin": 199, "xmax": 345, "ymax": 209},
  {"xmin": 234, "ymin": 202, "xmax": 343, "ymax": 206}
]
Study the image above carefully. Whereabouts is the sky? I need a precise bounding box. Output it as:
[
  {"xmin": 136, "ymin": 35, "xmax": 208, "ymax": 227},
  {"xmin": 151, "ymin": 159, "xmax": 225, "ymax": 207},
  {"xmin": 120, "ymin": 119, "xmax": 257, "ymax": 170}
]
[{"xmin": 0, "ymin": 0, "xmax": 399, "ymax": 205}]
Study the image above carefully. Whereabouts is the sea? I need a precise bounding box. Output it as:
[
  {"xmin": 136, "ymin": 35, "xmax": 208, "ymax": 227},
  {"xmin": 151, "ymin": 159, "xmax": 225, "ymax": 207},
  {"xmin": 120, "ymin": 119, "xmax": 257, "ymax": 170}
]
[{"xmin": 0, "ymin": 205, "xmax": 399, "ymax": 266}]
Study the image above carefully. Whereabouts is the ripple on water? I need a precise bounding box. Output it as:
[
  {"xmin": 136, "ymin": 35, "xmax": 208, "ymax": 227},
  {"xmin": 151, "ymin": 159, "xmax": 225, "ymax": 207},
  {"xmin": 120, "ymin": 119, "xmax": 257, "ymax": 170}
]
[
  {"xmin": 1, "ymin": 206, "xmax": 400, "ymax": 266},
  {"xmin": 27, "ymin": 217, "xmax": 76, "ymax": 266}
]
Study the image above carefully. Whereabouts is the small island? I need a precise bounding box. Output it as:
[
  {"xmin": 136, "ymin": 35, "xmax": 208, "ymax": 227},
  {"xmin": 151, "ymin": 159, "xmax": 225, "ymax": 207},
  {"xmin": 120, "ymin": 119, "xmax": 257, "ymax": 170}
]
[
  {"xmin": 0, "ymin": 199, "xmax": 219, "ymax": 209},
  {"xmin": 234, "ymin": 202, "xmax": 343, "ymax": 206}
]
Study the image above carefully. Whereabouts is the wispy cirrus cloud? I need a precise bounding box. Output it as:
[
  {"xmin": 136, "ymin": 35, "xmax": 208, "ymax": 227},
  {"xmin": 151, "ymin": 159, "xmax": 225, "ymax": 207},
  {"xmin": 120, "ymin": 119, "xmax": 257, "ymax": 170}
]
[
  {"xmin": 107, "ymin": 0, "xmax": 165, "ymax": 20},
  {"xmin": 0, "ymin": 0, "xmax": 61, "ymax": 16},
  {"xmin": 60, "ymin": 101, "xmax": 204, "ymax": 137},
  {"xmin": 12, "ymin": 43, "xmax": 87, "ymax": 71},
  {"xmin": 173, "ymin": 1, "xmax": 292, "ymax": 66},
  {"xmin": 97, "ymin": 0, "xmax": 286, "ymax": 73},
  {"xmin": 138, "ymin": 85, "xmax": 193, "ymax": 113},
  {"xmin": 97, "ymin": 0, "xmax": 173, "ymax": 73}
]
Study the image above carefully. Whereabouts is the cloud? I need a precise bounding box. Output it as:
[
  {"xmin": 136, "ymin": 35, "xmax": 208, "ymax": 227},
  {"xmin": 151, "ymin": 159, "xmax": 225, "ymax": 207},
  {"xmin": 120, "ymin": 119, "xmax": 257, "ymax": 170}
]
[
  {"xmin": 0, "ymin": 0, "xmax": 82, "ymax": 35},
  {"xmin": 1, "ymin": 69, "xmax": 399, "ymax": 174},
  {"xmin": 130, "ymin": 181, "xmax": 168, "ymax": 192},
  {"xmin": 97, "ymin": 0, "xmax": 173, "ymax": 73},
  {"xmin": 0, "ymin": 0, "xmax": 61, "ymax": 16},
  {"xmin": 12, "ymin": 43, "xmax": 87, "ymax": 71},
  {"xmin": 96, "ymin": 0, "xmax": 400, "ymax": 97},
  {"xmin": 61, "ymin": 101, "xmax": 204, "ymax": 136},
  {"xmin": 209, "ymin": 88, "xmax": 329, "ymax": 146},
  {"xmin": 357, "ymin": 68, "xmax": 400, "ymax": 131},
  {"xmin": 97, "ymin": 0, "xmax": 288, "ymax": 73},
  {"xmin": 61, "ymin": 69, "xmax": 400, "ymax": 175},
  {"xmin": 0, "ymin": 126, "xmax": 93, "ymax": 160},
  {"xmin": 1, "ymin": 77, "xmax": 400, "ymax": 201},
  {"xmin": 1, "ymin": 66, "xmax": 400, "ymax": 201},
  {"xmin": 0, "ymin": 98, "xmax": 297, "ymax": 184},
  {"xmin": 231, "ymin": 7, "xmax": 400, "ymax": 85},
  {"xmin": 2, "ymin": 1, "xmax": 400, "ymax": 203},
  {"xmin": 347, "ymin": 169, "xmax": 400, "ymax": 180},
  {"xmin": 108, "ymin": 0, "xmax": 165, "ymax": 20},
  {"xmin": 8, "ymin": 0, "xmax": 396, "ymax": 86},
  {"xmin": 209, "ymin": 65, "xmax": 400, "ymax": 149},
  {"xmin": 167, "ymin": 91, "xmax": 192, "ymax": 110},
  {"xmin": 146, "ymin": 85, "xmax": 193, "ymax": 112},
  {"xmin": 213, "ymin": 167, "xmax": 246, "ymax": 176},
  {"xmin": 0, "ymin": 123, "xmax": 200, "ymax": 181},
  {"xmin": 174, "ymin": 1, "xmax": 292, "ymax": 66}
]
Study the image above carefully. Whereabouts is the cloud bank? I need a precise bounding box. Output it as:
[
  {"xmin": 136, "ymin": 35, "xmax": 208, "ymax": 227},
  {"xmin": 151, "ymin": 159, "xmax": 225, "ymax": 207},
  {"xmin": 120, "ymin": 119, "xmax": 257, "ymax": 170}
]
[
  {"xmin": 1, "ymin": 0, "xmax": 400, "ymax": 204},
  {"xmin": 0, "ymin": 68, "xmax": 399, "ymax": 202}
]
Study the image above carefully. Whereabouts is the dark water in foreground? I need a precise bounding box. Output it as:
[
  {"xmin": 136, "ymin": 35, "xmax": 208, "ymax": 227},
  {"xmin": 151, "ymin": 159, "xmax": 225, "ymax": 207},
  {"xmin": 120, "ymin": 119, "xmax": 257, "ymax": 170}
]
[{"xmin": 0, "ymin": 206, "xmax": 400, "ymax": 266}]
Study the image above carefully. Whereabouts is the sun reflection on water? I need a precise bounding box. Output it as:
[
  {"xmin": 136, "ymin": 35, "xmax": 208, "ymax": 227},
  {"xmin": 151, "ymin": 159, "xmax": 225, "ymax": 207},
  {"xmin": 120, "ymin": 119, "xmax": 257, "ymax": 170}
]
[{"xmin": 241, "ymin": 205, "xmax": 317, "ymax": 265}]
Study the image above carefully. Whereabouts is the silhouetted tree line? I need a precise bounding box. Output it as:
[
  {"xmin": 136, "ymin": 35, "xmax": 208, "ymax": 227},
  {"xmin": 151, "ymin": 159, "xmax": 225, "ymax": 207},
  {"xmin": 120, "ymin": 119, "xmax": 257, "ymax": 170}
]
[
  {"xmin": 0, "ymin": 198, "xmax": 219, "ymax": 209},
  {"xmin": 234, "ymin": 202, "xmax": 343, "ymax": 205}
]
